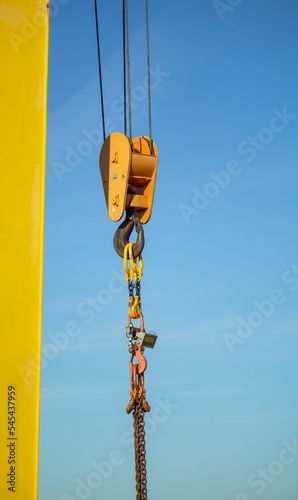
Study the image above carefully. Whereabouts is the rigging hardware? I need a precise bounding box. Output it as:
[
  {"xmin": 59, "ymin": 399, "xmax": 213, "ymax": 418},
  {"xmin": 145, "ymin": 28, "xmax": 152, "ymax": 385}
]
[
  {"xmin": 126, "ymin": 324, "xmax": 158, "ymax": 350},
  {"xmin": 95, "ymin": 1, "xmax": 158, "ymax": 498},
  {"xmin": 99, "ymin": 132, "xmax": 158, "ymax": 224},
  {"xmin": 113, "ymin": 212, "xmax": 144, "ymax": 258}
]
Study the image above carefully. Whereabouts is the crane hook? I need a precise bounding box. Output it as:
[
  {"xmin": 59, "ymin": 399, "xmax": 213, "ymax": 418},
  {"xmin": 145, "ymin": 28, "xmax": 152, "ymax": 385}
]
[{"xmin": 113, "ymin": 210, "xmax": 145, "ymax": 258}]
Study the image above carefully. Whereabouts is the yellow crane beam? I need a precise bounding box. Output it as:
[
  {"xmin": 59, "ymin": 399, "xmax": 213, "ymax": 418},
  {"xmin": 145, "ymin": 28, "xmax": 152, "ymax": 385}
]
[{"xmin": 0, "ymin": 2, "xmax": 49, "ymax": 498}]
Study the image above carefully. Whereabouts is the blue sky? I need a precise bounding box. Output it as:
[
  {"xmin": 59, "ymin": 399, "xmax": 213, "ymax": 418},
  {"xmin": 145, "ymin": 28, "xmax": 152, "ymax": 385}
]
[{"xmin": 39, "ymin": 1, "xmax": 298, "ymax": 499}]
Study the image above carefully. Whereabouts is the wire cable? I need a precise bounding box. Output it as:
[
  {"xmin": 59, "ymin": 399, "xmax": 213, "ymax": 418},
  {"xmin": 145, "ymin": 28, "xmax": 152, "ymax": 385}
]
[
  {"xmin": 145, "ymin": 0, "xmax": 152, "ymax": 150},
  {"xmin": 122, "ymin": 0, "xmax": 127, "ymax": 136},
  {"xmin": 94, "ymin": 0, "xmax": 106, "ymax": 141},
  {"xmin": 124, "ymin": 0, "xmax": 132, "ymax": 139}
]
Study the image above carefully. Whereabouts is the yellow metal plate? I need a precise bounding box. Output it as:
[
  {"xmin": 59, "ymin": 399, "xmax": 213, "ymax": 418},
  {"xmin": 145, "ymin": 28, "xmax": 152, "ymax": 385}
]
[
  {"xmin": 0, "ymin": 2, "xmax": 49, "ymax": 498},
  {"xmin": 100, "ymin": 132, "xmax": 131, "ymax": 222},
  {"xmin": 130, "ymin": 136, "xmax": 158, "ymax": 224}
]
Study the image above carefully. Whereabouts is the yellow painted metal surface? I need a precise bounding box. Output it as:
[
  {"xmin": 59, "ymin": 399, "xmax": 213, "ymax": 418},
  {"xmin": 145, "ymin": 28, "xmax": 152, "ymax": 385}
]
[
  {"xmin": 100, "ymin": 132, "xmax": 158, "ymax": 223},
  {"xmin": 0, "ymin": 1, "xmax": 49, "ymax": 498}
]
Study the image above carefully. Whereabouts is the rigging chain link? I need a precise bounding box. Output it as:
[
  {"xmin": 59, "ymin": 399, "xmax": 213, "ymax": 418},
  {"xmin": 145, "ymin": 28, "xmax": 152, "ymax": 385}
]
[
  {"xmin": 124, "ymin": 242, "xmax": 143, "ymax": 319},
  {"xmin": 133, "ymin": 389, "xmax": 149, "ymax": 500},
  {"xmin": 124, "ymin": 238, "xmax": 150, "ymax": 499}
]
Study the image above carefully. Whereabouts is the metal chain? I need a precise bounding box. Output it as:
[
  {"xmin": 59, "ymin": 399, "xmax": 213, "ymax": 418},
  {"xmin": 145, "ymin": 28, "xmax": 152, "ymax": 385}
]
[
  {"xmin": 124, "ymin": 242, "xmax": 143, "ymax": 319},
  {"xmin": 123, "ymin": 238, "xmax": 150, "ymax": 498},
  {"xmin": 127, "ymin": 278, "xmax": 142, "ymax": 318},
  {"xmin": 133, "ymin": 392, "xmax": 148, "ymax": 500}
]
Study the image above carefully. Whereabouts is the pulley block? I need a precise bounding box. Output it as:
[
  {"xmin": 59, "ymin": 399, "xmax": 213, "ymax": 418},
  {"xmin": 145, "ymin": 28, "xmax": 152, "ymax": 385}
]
[{"xmin": 99, "ymin": 132, "xmax": 158, "ymax": 224}]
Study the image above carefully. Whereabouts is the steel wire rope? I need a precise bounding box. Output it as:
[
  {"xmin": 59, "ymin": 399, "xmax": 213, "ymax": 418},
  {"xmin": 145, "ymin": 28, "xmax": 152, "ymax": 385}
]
[
  {"xmin": 123, "ymin": 0, "xmax": 132, "ymax": 139},
  {"xmin": 93, "ymin": 0, "xmax": 106, "ymax": 141},
  {"xmin": 145, "ymin": 0, "xmax": 153, "ymax": 151},
  {"xmin": 123, "ymin": 0, "xmax": 153, "ymax": 146},
  {"xmin": 122, "ymin": 0, "xmax": 127, "ymax": 136}
]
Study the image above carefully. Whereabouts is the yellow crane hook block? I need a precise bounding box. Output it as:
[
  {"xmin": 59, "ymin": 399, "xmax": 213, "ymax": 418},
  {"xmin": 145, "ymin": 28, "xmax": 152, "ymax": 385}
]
[{"xmin": 99, "ymin": 132, "xmax": 158, "ymax": 224}]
